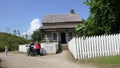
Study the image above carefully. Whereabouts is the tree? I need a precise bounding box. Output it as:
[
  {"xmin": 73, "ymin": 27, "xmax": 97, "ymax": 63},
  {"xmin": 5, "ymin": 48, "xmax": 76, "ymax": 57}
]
[
  {"xmin": 17, "ymin": 30, "xmax": 20, "ymax": 36},
  {"xmin": 31, "ymin": 29, "xmax": 41, "ymax": 42},
  {"xmin": 25, "ymin": 34, "xmax": 28, "ymax": 39},
  {"xmin": 85, "ymin": 0, "xmax": 120, "ymax": 35},
  {"xmin": 6, "ymin": 27, "xmax": 11, "ymax": 33},
  {"xmin": 76, "ymin": 19, "xmax": 86, "ymax": 36},
  {"xmin": 13, "ymin": 30, "xmax": 17, "ymax": 35}
]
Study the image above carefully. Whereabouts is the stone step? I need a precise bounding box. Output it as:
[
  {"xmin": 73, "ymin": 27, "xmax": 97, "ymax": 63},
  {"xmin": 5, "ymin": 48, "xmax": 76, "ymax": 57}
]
[{"xmin": 61, "ymin": 44, "xmax": 68, "ymax": 50}]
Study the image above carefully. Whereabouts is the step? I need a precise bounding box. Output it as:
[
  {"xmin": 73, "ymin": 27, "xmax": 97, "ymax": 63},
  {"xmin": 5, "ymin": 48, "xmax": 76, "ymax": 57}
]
[{"xmin": 61, "ymin": 44, "xmax": 68, "ymax": 50}]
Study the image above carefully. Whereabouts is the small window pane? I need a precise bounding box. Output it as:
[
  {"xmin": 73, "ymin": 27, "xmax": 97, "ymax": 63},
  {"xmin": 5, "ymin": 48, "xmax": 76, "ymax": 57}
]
[
  {"xmin": 53, "ymin": 33, "xmax": 57, "ymax": 41},
  {"xmin": 69, "ymin": 32, "xmax": 73, "ymax": 40},
  {"xmin": 69, "ymin": 32, "xmax": 73, "ymax": 37}
]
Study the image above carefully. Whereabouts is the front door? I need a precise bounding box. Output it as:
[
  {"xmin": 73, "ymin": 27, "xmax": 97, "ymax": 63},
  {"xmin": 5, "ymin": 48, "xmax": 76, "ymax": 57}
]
[{"xmin": 60, "ymin": 32, "xmax": 66, "ymax": 44}]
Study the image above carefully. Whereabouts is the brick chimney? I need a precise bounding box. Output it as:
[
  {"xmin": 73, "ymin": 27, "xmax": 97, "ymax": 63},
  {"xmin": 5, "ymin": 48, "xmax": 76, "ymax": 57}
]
[{"xmin": 70, "ymin": 9, "xmax": 75, "ymax": 14}]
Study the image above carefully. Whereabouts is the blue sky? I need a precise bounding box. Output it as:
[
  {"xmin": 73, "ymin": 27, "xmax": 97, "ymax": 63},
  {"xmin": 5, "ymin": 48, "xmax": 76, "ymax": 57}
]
[{"xmin": 0, "ymin": 0, "xmax": 89, "ymax": 36}]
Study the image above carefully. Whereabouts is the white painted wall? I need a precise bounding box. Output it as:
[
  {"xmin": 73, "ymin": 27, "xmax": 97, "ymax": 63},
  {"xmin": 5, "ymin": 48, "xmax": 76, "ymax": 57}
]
[
  {"xmin": 41, "ymin": 42, "xmax": 58, "ymax": 54},
  {"xmin": 19, "ymin": 44, "xmax": 28, "ymax": 52},
  {"xmin": 19, "ymin": 42, "xmax": 58, "ymax": 54}
]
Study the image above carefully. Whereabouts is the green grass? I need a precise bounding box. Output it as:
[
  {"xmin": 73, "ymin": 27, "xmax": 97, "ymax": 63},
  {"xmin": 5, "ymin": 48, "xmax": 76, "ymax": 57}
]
[
  {"xmin": 0, "ymin": 32, "xmax": 31, "ymax": 52},
  {"xmin": 87, "ymin": 55, "xmax": 120, "ymax": 66}
]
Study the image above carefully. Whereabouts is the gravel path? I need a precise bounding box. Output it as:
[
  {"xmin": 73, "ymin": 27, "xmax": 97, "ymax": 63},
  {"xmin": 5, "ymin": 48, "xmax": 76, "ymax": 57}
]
[{"xmin": 0, "ymin": 51, "xmax": 101, "ymax": 68}]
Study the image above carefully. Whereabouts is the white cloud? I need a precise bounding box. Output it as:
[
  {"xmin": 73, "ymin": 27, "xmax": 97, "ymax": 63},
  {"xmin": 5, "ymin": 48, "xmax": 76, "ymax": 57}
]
[{"xmin": 22, "ymin": 18, "xmax": 42, "ymax": 37}]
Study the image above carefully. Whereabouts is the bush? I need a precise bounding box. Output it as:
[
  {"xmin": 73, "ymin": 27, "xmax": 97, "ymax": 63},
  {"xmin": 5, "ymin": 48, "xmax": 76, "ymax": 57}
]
[{"xmin": 0, "ymin": 32, "xmax": 31, "ymax": 52}]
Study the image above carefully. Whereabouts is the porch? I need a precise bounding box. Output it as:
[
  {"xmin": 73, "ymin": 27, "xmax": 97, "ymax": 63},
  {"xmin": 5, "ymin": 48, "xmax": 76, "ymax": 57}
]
[{"xmin": 40, "ymin": 29, "xmax": 75, "ymax": 44}]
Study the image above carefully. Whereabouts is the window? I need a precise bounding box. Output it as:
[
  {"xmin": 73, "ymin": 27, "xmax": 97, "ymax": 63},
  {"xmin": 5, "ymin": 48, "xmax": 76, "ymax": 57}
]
[
  {"xmin": 68, "ymin": 32, "xmax": 73, "ymax": 41},
  {"xmin": 52, "ymin": 32, "xmax": 57, "ymax": 41}
]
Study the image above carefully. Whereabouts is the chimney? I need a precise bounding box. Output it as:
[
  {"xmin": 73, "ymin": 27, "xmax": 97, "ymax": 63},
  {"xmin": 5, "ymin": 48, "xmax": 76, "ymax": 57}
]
[{"xmin": 70, "ymin": 9, "xmax": 75, "ymax": 14}]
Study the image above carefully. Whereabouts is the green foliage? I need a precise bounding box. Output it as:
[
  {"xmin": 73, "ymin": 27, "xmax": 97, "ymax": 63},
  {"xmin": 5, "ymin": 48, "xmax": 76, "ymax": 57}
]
[
  {"xmin": 0, "ymin": 32, "xmax": 31, "ymax": 52},
  {"xmin": 75, "ymin": 19, "xmax": 86, "ymax": 36},
  {"xmin": 31, "ymin": 29, "xmax": 41, "ymax": 42},
  {"xmin": 84, "ymin": 0, "xmax": 120, "ymax": 35},
  {"xmin": 17, "ymin": 30, "xmax": 20, "ymax": 36}
]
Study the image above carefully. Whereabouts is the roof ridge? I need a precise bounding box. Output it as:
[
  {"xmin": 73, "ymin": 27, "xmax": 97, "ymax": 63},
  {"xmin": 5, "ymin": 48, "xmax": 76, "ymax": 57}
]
[
  {"xmin": 42, "ymin": 14, "xmax": 81, "ymax": 23},
  {"xmin": 44, "ymin": 14, "xmax": 78, "ymax": 16}
]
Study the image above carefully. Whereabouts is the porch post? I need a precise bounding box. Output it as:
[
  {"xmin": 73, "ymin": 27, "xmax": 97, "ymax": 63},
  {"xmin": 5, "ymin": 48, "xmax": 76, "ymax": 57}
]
[
  {"xmin": 40, "ymin": 29, "xmax": 43, "ymax": 42},
  {"xmin": 57, "ymin": 29, "xmax": 60, "ymax": 44},
  {"xmin": 57, "ymin": 29, "xmax": 62, "ymax": 52}
]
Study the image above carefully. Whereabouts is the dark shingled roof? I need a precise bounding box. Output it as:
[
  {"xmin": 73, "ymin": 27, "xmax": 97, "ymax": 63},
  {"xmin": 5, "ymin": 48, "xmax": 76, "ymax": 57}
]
[
  {"xmin": 40, "ymin": 13, "xmax": 82, "ymax": 29},
  {"xmin": 42, "ymin": 14, "xmax": 82, "ymax": 23}
]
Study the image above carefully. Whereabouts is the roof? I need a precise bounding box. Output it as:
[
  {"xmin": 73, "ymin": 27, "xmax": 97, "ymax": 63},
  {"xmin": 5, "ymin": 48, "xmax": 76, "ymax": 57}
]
[
  {"xmin": 40, "ymin": 22, "xmax": 81, "ymax": 29},
  {"xmin": 42, "ymin": 14, "xmax": 82, "ymax": 23}
]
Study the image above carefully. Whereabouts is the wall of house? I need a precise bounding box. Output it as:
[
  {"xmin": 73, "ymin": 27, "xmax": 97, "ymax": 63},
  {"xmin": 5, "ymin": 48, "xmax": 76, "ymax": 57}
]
[
  {"xmin": 45, "ymin": 32, "xmax": 52, "ymax": 42},
  {"xmin": 42, "ymin": 29, "xmax": 75, "ymax": 44}
]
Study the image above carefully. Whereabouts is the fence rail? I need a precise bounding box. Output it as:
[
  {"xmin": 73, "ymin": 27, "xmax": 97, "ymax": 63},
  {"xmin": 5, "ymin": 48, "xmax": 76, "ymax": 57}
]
[{"xmin": 68, "ymin": 34, "xmax": 120, "ymax": 60}]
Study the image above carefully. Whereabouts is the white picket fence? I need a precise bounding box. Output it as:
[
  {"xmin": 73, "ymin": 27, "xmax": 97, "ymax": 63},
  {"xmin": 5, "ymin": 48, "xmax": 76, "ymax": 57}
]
[{"xmin": 68, "ymin": 34, "xmax": 120, "ymax": 60}]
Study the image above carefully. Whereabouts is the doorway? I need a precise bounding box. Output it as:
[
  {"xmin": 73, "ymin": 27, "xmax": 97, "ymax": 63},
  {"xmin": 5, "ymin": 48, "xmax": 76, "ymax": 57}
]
[{"xmin": 60, "ymin": 32, "xmax": 66, "ymax": 44}]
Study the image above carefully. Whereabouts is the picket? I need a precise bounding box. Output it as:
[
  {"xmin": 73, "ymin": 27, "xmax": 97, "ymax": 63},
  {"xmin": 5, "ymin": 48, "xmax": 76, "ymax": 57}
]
[
  {"xmin": 68, "ymin": 33, "xmax": 120, "ymax": 60},
  {"xmin": 68, "ymin": 37, "xmax": 77, "ymax": 59}
]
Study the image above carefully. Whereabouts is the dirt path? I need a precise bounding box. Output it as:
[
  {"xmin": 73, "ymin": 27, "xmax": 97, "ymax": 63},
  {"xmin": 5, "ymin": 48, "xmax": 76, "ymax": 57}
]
[{"xmin": 0, "ymin": 51, "xmax": 101, "ymax": 68}]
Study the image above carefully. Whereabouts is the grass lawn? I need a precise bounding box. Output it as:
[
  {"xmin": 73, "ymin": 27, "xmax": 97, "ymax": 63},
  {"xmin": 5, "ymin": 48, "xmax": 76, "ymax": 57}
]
[{"xmin": 86, "ymin": 55, "xmax": 120, "ymax": 68}]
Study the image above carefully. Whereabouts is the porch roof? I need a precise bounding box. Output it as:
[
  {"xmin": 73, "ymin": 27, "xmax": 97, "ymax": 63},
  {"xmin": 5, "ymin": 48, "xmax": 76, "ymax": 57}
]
[{"xmin": 40, "ymin": 22, "xmax": 81, "ymax": 29}]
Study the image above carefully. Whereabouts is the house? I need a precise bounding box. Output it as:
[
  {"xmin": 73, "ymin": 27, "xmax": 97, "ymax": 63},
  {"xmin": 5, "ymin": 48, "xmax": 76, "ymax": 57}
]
[{"xmin": 40, "ymin": 10, "xmax": 82, "ymax": 45}]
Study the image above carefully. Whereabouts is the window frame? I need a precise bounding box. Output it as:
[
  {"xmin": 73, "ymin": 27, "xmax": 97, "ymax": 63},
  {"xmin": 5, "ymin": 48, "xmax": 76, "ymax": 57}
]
[
  {"xmin": 52, "ymin": 32, "xmax": 58, "ymax": 42},
  {"xmin": 68, "ymin": 32, "xmax": 74, "ymax": 41}
]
